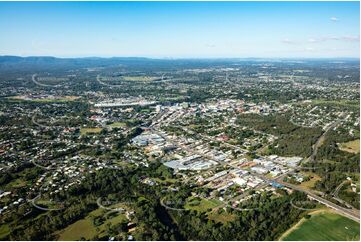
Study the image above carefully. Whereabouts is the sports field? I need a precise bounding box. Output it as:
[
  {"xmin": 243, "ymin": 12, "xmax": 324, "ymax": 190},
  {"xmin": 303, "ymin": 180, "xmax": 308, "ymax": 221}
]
[{"xmin": 281, "ymin": 210, "xmax": 360, "ymax": 241}]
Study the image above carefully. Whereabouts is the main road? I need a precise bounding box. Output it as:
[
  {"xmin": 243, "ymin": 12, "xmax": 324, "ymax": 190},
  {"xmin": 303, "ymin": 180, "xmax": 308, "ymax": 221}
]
[
  {"xmin": 276, "ymin": 177, "xmax": 359, "ymax": 222},
  {"xmin": 306, "ymin": 119, "xmax": 342, "ymax": 163}
]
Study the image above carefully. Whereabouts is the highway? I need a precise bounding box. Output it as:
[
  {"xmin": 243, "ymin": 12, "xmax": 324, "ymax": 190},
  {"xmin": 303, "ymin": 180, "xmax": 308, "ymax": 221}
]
[
  {"xmin": 306, "ymin": 119, "xmax": 341, "ymax": 163},
  {"xmin": 276, "ymin": 179, "xmax": 360, "ymax": 222}
]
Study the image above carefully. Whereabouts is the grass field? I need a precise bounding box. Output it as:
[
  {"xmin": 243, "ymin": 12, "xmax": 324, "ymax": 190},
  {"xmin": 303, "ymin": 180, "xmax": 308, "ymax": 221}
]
[
  {"xmin": 184, "ymin": 198, "xmax": 223, "ymax": 213},
  {"xmin": 35, "ymin": 199, "xmax": 63, "ymax": 209},
  {"xmin": 108, "ymin": 122, "xmax": 127, "ymax": 128},
  {"xmin": 80, "ymin": 127, "xmax": 103, "ymax": 135},
  {"xmin": 208, "ymin": 209, "xmax": 236, "ymax": 223},
  {"xmin": 153, "ymin": 177, "xmax": 177, "ymax": 184},
  {"xmin": 281, "ymin": 210, "xmax": 360, "ymax": 241},
  {"xmin": 298, "ymin": 172, "xmax": 322, "ymax": 190},
  {"xmin": 7, "ymin": 95, "xmax": 79, "ymax": 103},
  {"xmin": 121, "ymin": 76, "xmax": 158, "ymax": 82},
  {"xmin": 4, "ymin": 178, "xmax": 27, "ymax": 189},
  {"xmin": 0, "ymin": 224, "xmax": 10, "ymax": 240},
  {"xmin": 184, "ymin": 197, "xmax": 235, "ymax": 223},
  {"xmin": 339, "ymin": 139, "xmax": 360, "ymax": 154},
  {"xmin": 56, "ymin": 208, "xmax": 127, "ymax": 240},
  {"xmin": 310, "ymin": 99, "xmax": 360, "ymax": 108}
]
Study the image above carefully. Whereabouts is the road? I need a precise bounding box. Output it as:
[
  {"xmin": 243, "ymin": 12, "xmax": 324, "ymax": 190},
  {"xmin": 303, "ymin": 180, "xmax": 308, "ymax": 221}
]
[
  {"xmin": 276, "ymin": 179, "xmax": 359, "ymax": 222},
  {"xmin": 306, "ymin": 120, "xmax": 341, "ymax": 163},
  {"xmin": 96, "ymin": 74, "xmax": 122, "ymax": 88},
  {"xmin": 29, "ymin": 195, "xmax": 64, "ymax": 211},
  {"xmin": 32, "ymin": 74, "xmax": 59, "ymax": 87},
  {"xmin": 32, "ymin": 113, "xmax": 52, "ymax": 129},
  {"xmin": 332, "ymin": 180, "xmax": 349, "ymax": 197},
  {"xmin": 151, "ymin": 110, "xmax": 359, "ymax": 222},
  {"xmin": 96, "ymin": 197, "xmax": 126, "ymax": 212},
  {"xmin": 331, "ymin": 180, "xmax": 355, "ymax": 209},
  {"xmin": 160, "ymin": 197, "xmax": 186, "ymax": 211}
]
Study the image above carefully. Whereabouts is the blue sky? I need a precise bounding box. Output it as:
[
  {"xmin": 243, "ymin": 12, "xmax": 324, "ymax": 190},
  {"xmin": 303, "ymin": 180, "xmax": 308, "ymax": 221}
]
[{"xmin": 0, "ymin": 1, "xmax": 359, "ymax": 58}]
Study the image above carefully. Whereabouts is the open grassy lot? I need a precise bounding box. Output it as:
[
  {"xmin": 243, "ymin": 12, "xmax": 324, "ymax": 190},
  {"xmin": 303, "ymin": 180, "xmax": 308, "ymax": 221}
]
[
  {"xmin": 153, "ymin": 177, "xmax": 177, "ymax": 184},
  {"xmin": 310, "ymin": 99, "xmax": 360, "ymax": 108},
  {"xmin": 184, "ymin": 197, "xmax": 223, "ymax": 213},
  {"xmin": 121, "ymin": 76, "xmax": 159, "ymax": 81},
  {"xmin": 184, "ymin": 197, "xmax": 235, "ymax": 223},
  {"xmin": 208, "ymin": 209, "xmax": 236, "ymax": 223},
  {"xmin": 281, "ymin": 210, "xmax": 360, "ymax": 241},
  {"xmin": 35, "ymin": 199, "xmax": 64, "ymax": 209},
  {"xmin": 7, "ymin": 95, "xmax": 80, "ymax": 103},
  {"xmin": 298, "ymin": 171, "xmax": 322, "ymax": 190},
  {"xmin": 80, "ymin": 127, "xmax": 103, "ymax": 135},
  {"xmin": 108, "ymin": 122, "xmax": 127, "ymax": 128},
  {"xmin": 4, "ymin": 178, "xmax": 27, "ymax": 189},
  {"xmin": 0, "ymin": 224, "xmax": 10, "ymax": 240},
  {"xmin": 56, "ymin": 208, "xmax": 127, "ymax": 241},
  {"xmin": 339, "ymin": 139, "xmax": 360, "ymax": 154}
]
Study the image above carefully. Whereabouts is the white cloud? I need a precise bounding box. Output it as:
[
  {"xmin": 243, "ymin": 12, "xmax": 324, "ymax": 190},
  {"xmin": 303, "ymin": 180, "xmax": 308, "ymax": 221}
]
[
  {"xmin": 308, "ymin": 38, "xmax": 318, "ymax": 43},
  {"xmin": 330, "ymin": 16, "xmax": 339, "ymax": 22},
  {"xmin": 308, "ymin": 35, "xmax": 360, "ymax": 43},
  {"xmin": 340, "ymin": 35, "xmax": 360, "ymax": 42},
  {"xmin": 205, "ymin": 43, "xmax": 216, "ymax": 48},
  {"xmin": 281, "ymin": 38, "xmax": 297, "ymax": 44}
]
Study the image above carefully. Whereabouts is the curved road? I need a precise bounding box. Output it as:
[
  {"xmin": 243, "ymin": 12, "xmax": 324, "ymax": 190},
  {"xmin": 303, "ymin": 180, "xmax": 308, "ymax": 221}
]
[
  {"xmin": 30, "ymin": 195, "xmax": 64, "ymax": 211},
  {"xmin": 96, "ymin": 75, "xmax": 123, "ymax": 88},
  {"xmin": 32, "ymin": 74, "xmax": 61, "ymax": 88},
  {"xmin": 32, "ymin": 113, "xmax": 52, "ymax": 129},
  {"xmin": 160, "ymin": 197, "xmax": 186, "ymax": 212},
  {"xmin": 276, "ymin": 179, "xmax": 359, "ymax": 222}
]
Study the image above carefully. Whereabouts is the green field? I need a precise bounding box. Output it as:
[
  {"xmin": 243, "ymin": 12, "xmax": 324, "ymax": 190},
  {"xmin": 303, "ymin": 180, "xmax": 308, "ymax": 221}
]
[
  {"xmin": 121, "ymin": 76, "xmax": 158, "ymax": 81},
  {"xmin": 6, "ymin": 95, "xmax": 79, "ymax": 103},
  {"xmin": 339, "ymin": 139, "xmax": 360, "ymax": 154},
  {"xmin": 281, "ymin": 211, "xmax": 360, "ymax": 241},
  {"xmin": 184, "ymin": 198, "xmax": 223, "ymax": 213},
  {"xmin": 4, "ymin": 178, "xmax": 27, "ymax": 188},
  {"xmin": 0, "ymin": 224, "xmax": 10, "ymax": 240},
  {"xmin": 80, "ymin": 127, "xmax": 103, "ymax": 135},
  {"xmin": 298, "ymin": 171, "xmax": 322, "ymax": 190},
  {"xmin": 310, "ymin": 99, "xmax": 360, "ymax": 108},
  {"xmin": 208, "ymin": 209, "xmax": 236, "ymax": 223},
  {"xmin": 35, "ymin": 199, "xmax": 63, "ymax": 209},
  {"xmin": 56, "ymin": 208, "xmax": 127, "ymax": 240},
  {"xmin": 108, "ymin": 122, "xmax": 127, "ymax": 128}
]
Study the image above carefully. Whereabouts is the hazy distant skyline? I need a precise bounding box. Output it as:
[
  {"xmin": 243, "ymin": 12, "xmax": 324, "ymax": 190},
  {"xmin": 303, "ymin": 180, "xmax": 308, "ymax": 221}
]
[{"xmin": 0, "ymin": 1, "xmax": 359, "ymax": 58}]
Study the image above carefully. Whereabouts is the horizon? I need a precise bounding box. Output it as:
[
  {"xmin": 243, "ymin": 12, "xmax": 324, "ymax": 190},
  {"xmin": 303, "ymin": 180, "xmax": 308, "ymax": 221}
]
[
  {"xmin": 0, "ymin": 1, "xmax": 359, "ymax": 58},
  {"xmin": 0, "ymin": 55, "xmax": 360, "ymax": 60}
]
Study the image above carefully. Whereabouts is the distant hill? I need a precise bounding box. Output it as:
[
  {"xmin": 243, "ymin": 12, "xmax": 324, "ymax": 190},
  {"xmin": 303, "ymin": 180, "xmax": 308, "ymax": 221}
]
[
  {"xmin": 0, "ymin": 56, "xmax": 245, "ymax": 73},
  {"xmin": 0, "ymin": 55, "xmax": 358, "ymax": 74}
]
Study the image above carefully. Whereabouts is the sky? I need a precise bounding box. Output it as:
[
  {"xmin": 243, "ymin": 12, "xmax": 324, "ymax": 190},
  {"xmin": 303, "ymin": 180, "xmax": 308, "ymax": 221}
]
[{"xmin": 0, "ymin": 1, "xmax": 359, "ymax": 58}]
